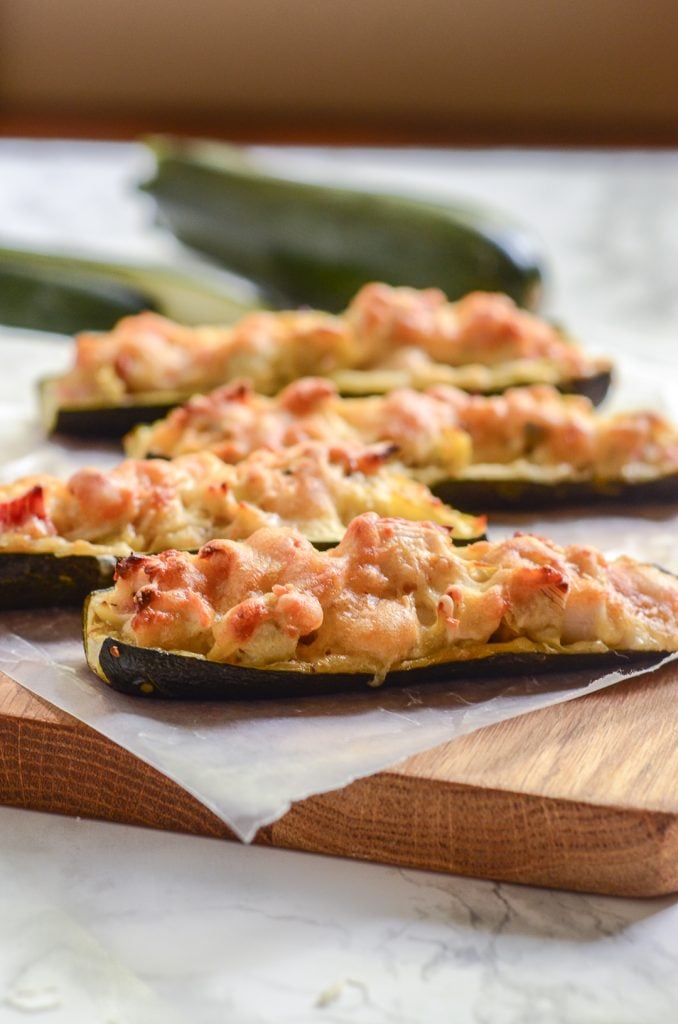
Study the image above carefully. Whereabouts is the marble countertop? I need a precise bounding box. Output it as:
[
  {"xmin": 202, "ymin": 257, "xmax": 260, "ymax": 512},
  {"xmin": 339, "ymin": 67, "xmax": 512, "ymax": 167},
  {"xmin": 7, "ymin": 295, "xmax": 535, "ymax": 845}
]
[
  {"xmin": 2, "ymin": 804, "xmax": 678, "ymax": 1024},
  {"xmin": 1, "ymin": 141, "xmax": 678, "ymax": 1023}
]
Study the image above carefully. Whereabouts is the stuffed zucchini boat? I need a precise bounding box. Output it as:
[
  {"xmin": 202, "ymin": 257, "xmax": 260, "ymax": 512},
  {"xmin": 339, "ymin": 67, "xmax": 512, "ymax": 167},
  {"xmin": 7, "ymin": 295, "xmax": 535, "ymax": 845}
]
[
  {"xmin": 0, "ymin": 444, "xmax": 482, "ymax": 609},
  {"xmin": 84, "ymin": 512, "xmax": 678, "ymax": 699},
  {"xmin": 42, "ymin": 283, "xmax": 611, "ymax": 437},
  {"xmin": 126, "ymin": 378, "xmax": 678, "ymax": 512}
]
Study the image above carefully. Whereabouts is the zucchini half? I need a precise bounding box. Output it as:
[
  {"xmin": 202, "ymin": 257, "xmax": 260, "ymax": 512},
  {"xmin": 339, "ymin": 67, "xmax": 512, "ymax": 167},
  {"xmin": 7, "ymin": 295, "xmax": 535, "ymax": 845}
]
[
  {"xmin": 431, "ymin": 468, "xmax": 678, "ymax": 513},
  {"xmin": 2, "ymin": 513, "xmax": 486, "ymax": 609},
  {"xmin": 0, "ymin": 551, "xmax": 117, "ymax": 611},
  {"xmin": 84, "ymin": 613, "xmax": 668, "ymax": 700},
  {"xmin": 39, "ymin": 378, "xmax": 188, "ymax": 439},
  {"xmin": 39, "ymin": 368, "xmax": 613, "ymax": 441}
]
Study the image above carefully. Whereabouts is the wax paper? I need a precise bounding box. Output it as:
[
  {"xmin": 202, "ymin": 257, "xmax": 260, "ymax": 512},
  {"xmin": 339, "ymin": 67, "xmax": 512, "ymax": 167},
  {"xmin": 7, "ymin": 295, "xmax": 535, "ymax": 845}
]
[{"xmin": 1, "ymin": 330, "xmax": 677, "ymax": 842}]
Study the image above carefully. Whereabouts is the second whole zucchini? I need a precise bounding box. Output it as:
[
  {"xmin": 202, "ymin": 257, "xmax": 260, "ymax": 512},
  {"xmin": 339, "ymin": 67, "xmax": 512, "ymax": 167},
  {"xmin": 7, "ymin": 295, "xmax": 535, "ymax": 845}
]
[{"xmin": 0, "ymin": 245, "xmax": 263, "ymax": 335}]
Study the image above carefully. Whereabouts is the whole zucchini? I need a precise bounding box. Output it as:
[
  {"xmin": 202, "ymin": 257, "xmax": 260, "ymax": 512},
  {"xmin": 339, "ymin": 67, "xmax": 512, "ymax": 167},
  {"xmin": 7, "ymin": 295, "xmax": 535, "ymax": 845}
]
[
  {"xmin": 0, "ymin": 245, "xmax": 263, "ymax": 334},
  {"xmin": 142, "ymin": 138, "xmax": 544, "ymax": 312}
]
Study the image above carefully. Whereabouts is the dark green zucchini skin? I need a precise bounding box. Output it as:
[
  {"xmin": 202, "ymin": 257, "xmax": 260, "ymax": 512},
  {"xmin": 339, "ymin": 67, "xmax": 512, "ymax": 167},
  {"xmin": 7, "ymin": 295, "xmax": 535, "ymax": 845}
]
[
  {"xmin": 43, "ymin": 392, "xmax": 182, "ymax": 439},
  {"xmin": 41, "ymin": 367, "xmax": 612, "ymax": 440},
  {"xmin": 93, "ymin": 636, "xmax": 667, "ymax": 700},
  {"xmin": 142, "ymin": 139, "xmax": 544, "ymax": 313},
  {"xmin": 0, "ymin": 552, "xmax": 117, "ymax": 610},
  {"xmin": 0, "ymin": 246, "xmax": 263, "ymax": 335},
  {"xmin": 432, "ymin": 469, "xmax": 678, "ymax": 514},
  {"xmin": 0, "ymin": 264, "xmax": 151, "ymax": 335},
  {"xmin": 39, "ymin": 377, "xmax": 190, "ymax": 439},
  {"xmin": 562, "ymin": 369, "xmax": 611, "ymax": 408}
]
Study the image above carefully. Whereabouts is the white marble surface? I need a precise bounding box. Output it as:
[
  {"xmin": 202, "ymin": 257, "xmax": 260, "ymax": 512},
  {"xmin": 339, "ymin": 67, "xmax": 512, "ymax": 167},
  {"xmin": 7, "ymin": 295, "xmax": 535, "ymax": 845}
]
[
  {"xmin": 2, "ymin": 805, "xmax": 678, "ymax": 1024},
  {"xmin": 1, "ymin": 140, "xmax": 678, "ymax": 1022}
]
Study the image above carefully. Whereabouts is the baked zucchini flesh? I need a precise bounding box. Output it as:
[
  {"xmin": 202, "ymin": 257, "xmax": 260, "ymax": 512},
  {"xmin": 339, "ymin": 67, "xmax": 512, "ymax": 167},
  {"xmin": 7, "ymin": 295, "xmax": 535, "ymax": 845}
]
[
  {"xmin": 43, "ymin": 283, "xmax": 611, "ymax": 438},
  {"xmin": 0, "ymin": 446, "xmax": 483, "ymax": 608},
  {"xmin": 84, "ymin": 513, "xmax": 678, "ymax": 699},
  {"xmin": 126, "ymin": 379, "xmax": 678, "ymax": 512}
]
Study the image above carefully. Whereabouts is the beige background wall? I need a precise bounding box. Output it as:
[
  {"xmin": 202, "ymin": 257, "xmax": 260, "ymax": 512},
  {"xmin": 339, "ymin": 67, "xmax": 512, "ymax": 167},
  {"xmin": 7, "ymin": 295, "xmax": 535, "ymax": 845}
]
[{"xmin": 2, "ymin": 0, "xmax": 678, "ymax": 140}]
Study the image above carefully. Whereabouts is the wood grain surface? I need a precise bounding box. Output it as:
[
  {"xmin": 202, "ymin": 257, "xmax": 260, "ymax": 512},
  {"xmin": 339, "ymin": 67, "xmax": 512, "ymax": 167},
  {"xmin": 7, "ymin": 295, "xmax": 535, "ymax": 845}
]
[{"xmin": 1, "ymin": 663, "xmax": 677, "ymax": 898}]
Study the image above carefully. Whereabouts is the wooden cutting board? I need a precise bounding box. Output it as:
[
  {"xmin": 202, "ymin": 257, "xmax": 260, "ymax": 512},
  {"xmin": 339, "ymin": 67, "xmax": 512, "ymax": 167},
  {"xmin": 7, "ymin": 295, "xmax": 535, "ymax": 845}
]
[{"xmin": 1, "ymin": 663, "xmax": 677, "ymax": 898}]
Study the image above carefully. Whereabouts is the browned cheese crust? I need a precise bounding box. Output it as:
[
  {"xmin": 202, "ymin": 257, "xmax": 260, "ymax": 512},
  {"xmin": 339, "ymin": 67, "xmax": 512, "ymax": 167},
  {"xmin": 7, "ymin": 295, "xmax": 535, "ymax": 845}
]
[
  {"xmin": 53, "ymin": 283, "xmax": 610, "ymax": 406},
  {"xmin": 127, "ymin": 377, "xmax": 678, "ymax": 491},
  {"xmin": 0, "ymin": 444, "xmax": 483, "ymax": 557},
  {"xmin": 87, "ymin": 514, "xmax": 678, "ymax": 680}
]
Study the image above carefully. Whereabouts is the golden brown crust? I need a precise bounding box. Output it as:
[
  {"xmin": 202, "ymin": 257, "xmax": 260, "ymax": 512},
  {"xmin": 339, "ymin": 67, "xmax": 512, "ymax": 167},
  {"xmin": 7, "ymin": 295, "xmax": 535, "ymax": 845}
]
[
  {"xmin": 127, "ymin": 378, "xmax": 678, "ymax": 486},
  {"xmin": 89, "ymin": 514, "xmax": 678, "ymax": 675},
  {"xmin": 0, "ymin": 444, "xmax": 482, "ymax": 556},
  {"xmin": 53, "ymin": 284, "xmax": 609, "ymax": 405}
]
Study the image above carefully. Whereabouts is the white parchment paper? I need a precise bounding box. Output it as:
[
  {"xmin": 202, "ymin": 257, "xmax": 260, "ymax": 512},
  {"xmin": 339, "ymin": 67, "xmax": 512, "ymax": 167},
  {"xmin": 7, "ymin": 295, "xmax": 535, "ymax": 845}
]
[{"xmin": 1, "ymin": 329, "xmax": 677, "ymax": 842}]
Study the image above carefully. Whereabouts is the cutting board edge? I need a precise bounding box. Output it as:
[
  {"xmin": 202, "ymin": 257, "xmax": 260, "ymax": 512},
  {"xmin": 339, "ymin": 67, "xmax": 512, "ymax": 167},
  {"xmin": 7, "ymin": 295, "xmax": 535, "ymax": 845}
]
[
  {"xmin": 2, "ymin": 691, "xmax": 677, "ymax": 817},
  {"xmin": 2, "ymin": 705, "xmax": 678, "ymax": 898},
  {"xmin": 270, "ymin": 770, "xmax": 678, "ymax": 898}
]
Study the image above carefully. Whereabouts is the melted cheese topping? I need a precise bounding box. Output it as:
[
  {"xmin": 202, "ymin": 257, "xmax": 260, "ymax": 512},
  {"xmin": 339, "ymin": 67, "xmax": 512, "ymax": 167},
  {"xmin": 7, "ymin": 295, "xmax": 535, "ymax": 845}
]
[
  {"xmin": 53, "ymin": 284, "xmax": 608, "ymax": 405},
  {"xmin": 126, "ymin": 378, "xmax": 678, "ymax": 484},
  {"xmin": 89, "ymin": 514, "xmax": 678, "ymax": 678},
  {"xmin": 0, "ymin": 445, "xmax": 482, "ymax": 557}
]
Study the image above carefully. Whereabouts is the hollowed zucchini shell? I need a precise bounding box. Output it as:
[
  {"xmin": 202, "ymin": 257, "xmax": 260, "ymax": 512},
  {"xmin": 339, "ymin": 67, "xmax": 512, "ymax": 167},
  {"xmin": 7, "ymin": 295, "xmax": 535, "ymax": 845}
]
[
  {"xmin": 91, "ymin": 635, "xmax": 667, "ymax": 701},
  {"xmin": 84, "ymin": 594, "xmax": 667, "ymax": 700},
  {"xmin": 432, "ymin": 469, "xmax": 678, "ymax": 513},
  {"xmin": 39, "ymin": 378, "xmax": 190, "ymax": 439},
  {"xmin": 0, "ymin": 552, "xmax": 117, "ymax": 610},
  {"xmin": 40, "ymin": 368, "xmax": 613, "ymax": 440}
]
